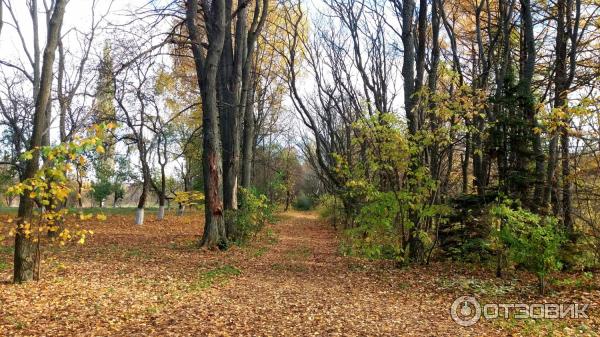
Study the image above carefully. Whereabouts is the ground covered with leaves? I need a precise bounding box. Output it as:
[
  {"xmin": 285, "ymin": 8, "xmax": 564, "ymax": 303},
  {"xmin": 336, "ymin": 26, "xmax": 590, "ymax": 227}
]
[{"xmin": 0, "ymin": 210, "xmax": 598, "ymax": 336}]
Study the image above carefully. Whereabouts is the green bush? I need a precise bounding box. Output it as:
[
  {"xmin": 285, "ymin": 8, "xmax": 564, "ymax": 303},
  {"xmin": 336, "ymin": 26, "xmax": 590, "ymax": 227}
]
[
  {"xmin": 317, "ymin": 194, "xmax": 344, "ymax": 224},
  {"xmin": 229, "ymin": 188, "xmax": 274, "ymax": 245},
  {"xmin": 341, "ymin": 191, "xmax": 404, "ymax": 261},
  {"xmin": 490, "ymin": 200, "xmax": 565, "ymax": 294},
  {"xmin": 560, "ymin": 236, "xmax": 599, "ymax": 271},
  {"xmin": 91, "ymin": 180, "xmax": 113, "ymax": 206},
  {"xmin": 293, "ymin": 193, "xmax": 314, "ymax": 211}
]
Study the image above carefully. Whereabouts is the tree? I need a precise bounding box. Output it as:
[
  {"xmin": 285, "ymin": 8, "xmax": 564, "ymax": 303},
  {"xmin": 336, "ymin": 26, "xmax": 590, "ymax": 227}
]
[
  {"xmin": 214, "ymin": 0, "xmax": 269, "ymax": 240},
  {"xmin": 112, "ymin": 35, "xmax": 162, "ymax": 225},
  {"xmin": 186, "ymin": 0, "xmax": 228, "ymax": 248},
  {"xmin": 13, "ymin": 0, "xmax": 67, "ymax": 283},
  {"xmin": 91, "ymin": 160, "xmax": 115, "ymax": 207},
  {"xmin": 242, "ymin": 0, "xmax": 292, "ymax": 189}
]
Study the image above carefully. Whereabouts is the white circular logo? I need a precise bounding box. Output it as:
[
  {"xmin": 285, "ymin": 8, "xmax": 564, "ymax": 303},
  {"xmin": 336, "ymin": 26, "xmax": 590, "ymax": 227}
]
[{"xmin": 450, "ymin": 296, "xmax": 481, "ymax": 326}]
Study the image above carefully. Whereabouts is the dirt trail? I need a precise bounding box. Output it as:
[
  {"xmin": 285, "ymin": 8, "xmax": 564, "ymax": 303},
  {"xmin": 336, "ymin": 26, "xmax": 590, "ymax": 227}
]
[
  {"xmin": 0, "ymin": 211, "xmax": 516, "ymax": 336},
  {"xmin": 139, "ymin": 211, "xmax": 499, "ymax": 336}
]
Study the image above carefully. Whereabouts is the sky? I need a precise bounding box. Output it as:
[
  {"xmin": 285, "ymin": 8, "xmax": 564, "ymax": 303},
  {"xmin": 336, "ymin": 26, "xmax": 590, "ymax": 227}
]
[
  {"xmin": 0, "ymin": 0, "xmax": 179, "ymax": 178},
  {"xmin": 0, "ymin": 0, "xmax": 149, "ymax": 60},
  {"xmin": 0, "ymin": 0, "xmax": 391, "ymax": 178}
]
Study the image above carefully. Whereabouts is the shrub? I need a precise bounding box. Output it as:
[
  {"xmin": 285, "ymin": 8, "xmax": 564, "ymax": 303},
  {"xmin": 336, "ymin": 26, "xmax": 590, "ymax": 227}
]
[
  {"xmin": 2, "ymin": 125, "xmax": 110, "ymax": 279},
  {"xmin": 91, "ymin": 180, "xmax": 113, "ymax": 206},
  {"xmin": 560, "ymin": 236, "xmax": 599, "ymax": 271},
  {"xmin": 229, "ymin": 188, "xmax": 273, "ymax": 245},
  {"xmin": 317, "ymin": 194, "xmax": 344, "ymax": 225},
  {"xmin": 490, "ymin": 200, "xmax": 565, "ymax": 294},
  {"xmin": 174, "ymin": 191, "xmax": 205, "ymax": 210},
  {"xmin": 293, "ymin": 193, "xmax": 314, "ymax": 211},
  {"xmin": 341, "ymin": 191, "xmax": 404, "ymax": 261}
]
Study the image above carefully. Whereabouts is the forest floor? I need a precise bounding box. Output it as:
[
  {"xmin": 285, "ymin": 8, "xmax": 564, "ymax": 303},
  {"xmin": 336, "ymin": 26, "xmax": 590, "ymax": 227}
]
[{"xmin": 0, "ymin": 210, "xmax": 599, "ymax": 336}]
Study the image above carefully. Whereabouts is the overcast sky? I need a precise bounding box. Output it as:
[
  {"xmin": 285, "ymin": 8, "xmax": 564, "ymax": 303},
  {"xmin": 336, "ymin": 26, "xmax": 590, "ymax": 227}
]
[{"xmin": 0, "ymin": 0, "xmax": 150, "ymax": 62}]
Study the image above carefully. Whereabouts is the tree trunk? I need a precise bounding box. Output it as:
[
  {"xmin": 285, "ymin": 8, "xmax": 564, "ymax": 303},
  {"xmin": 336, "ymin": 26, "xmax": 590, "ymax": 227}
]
[
  {"xmin": 548, "ymin": 0, "xmax": 572, "ymax": 234},
  {"xmin": 241, "ymin": 79, "xmax": 255, "ymax": 189},
  {"xmin": 415, "ymin": 0, "xmax": 428, "ymax": 128},
  {"xmin": 428, "ymin": 0, "xmax": 441, "ymax": 187},
  {"xmin": 177, "ymin": 204, "xmax": 186, "ymax": 216},
  {"xmin": 220, "ymin": 0, "xmax": 246, "ymax": 214},
  {"xmin": 14, "ymin": 0, "xmax": 66, "ymax": 283},
  {"xmin": 157, "ymin": 161, "xmax": 167, "ymax": 220},
  {"xmin": 462, "ymin": 131, "xmax": 471, "ymax": 194},
  {"xmin": 561, "ymin": 130, "xmax": 572, "ymax": 234},
  {"xmin": 241, "ymin": 0, "xmax": 268, "ymax": 189},
  {"xmin": 400, "ymin": 0, "xmax": 417, "ymax": 135},
  {"xmin": 157, "ymin": 205, "xmax": 165, "ymax": 220},
  {"xmin": 135, "ymin": 208, "xmax": 145, "ymax": 226},
  {"xmin": 516, "ymin": 0, "xmax": 536, "ymax": 201},
  {"xmin": 77, "ymin": 174, "xmax": 83, "ymax": 208},
  {"xmin": 186, "ymin": 0, "xmax": 228, "ymax": 249},
  {"xmin": 136, "ymin": 177, "xmax": 148, "ymax": 225}
]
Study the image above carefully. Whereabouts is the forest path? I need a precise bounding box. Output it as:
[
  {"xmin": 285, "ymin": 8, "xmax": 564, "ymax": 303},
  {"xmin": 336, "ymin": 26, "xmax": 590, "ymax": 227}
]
[
  {"xmin": 0, "ymin": 210, "xmax": 512, "ymax": 336},
  {"xmin": 144, "ymin": 211, "xmax": 500, "ymax": 336}
]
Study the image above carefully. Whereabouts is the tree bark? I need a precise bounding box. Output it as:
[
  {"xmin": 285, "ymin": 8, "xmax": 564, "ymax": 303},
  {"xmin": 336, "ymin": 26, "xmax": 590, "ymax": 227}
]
[
  {"xmin": 241, "ymin": 0, "xmax": 268, "ymax": 189},
  {"xmin": 186, "ymin": 0, "xmax": 228, "ymax": 249},
  {"xmin": 14, "ymin": 0, "xmax": 66, "ymax": 283},
  {"xmin": 399, "ymin": 0, "xmax": 417, "ymax": 135},
  {"xmin": 219, "ymin": 0, "xmax": 245, "ymax": 212},
  {"xmin": 241, "ymin": 76, "xmax": 255, "ymax": 189},
  {"xmin": 517, "ymin": 0, "xmax": 545, "ymax": 206},
  {"xmin": 546, "ymin": 0, "xmax": 572, "ymax": 234},
  {"xmin": 415, "ymin": 0, "xmax": 428, "ymax": 128}
]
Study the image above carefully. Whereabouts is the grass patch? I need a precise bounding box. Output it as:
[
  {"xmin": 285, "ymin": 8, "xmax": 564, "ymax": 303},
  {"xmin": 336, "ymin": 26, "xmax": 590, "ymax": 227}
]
[
  {"xmin": 190, "ymin": 265, "xmax": 241, "ymax": 291},
  {"xmin": 283, "ymin": 246, "xmax": 312, "ymax": 260},
  {"xmin": 125, "ymin": 248, "xmax": 152, "ymax": 259},
  {"xmin": 0, "ymin": 260, "xmax": 9, "ymax": 271},
  {"xmin": 493, "ymin": 317, "xmax": 589, "ymax": 337},
  {"xmin": 437, "ymin": 276, "xmax": 516, "ymax": 296},
  {"xmin": 74, "ymin": 207, "xmax": 159, "ymax": 215},
  {"xmin": 146, "ymin": 305, "xmax": 162, "ymax": 315},
  {"xmin": 552, "ymin": 272, "xmax": 597, "ymax": 291},
  {"xmin": 0, "ymin": 206, "xmax": 204, "ymax": 217},
  {"xmin": 265, "ymin": 228, "xmax": 278, "ymax": 244},
  {"xmin": 347, "ymin": 262, "xmax": 369, "ymax": 272},
  {"xmin": 0, "ymin": 245, "xmax": 13, "ymax": 255},
  {"xmin": 271, "ymin": 262, "xmax": 308, "ymax": 273},
  {"xmin": 0, "ymin": 207, "xmax": 18, "ymax": 215},
  {"xmin": 251, "ymin": 246, "xmax": 269, "ymax": 257},
  {"xmin": 168, "ymin": 240, "xmax": 197, "ymax": 252}
]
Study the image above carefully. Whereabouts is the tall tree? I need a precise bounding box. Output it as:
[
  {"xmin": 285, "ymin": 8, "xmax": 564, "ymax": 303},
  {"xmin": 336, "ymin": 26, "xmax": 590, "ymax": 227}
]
[
  {"xmin": 14, "ymin": 0, "xmax": 67, "ymax": 283},
  {"xmin": 186, "ymin": 0, "xmax": 228, "ymax": 248},
  {"xmin": 236, "ymin": 2, "xmax": 269, "ymax": 189},
  {"xmin": 220, "ymin": 0, "xmax": 269, "ymax": 240}
]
